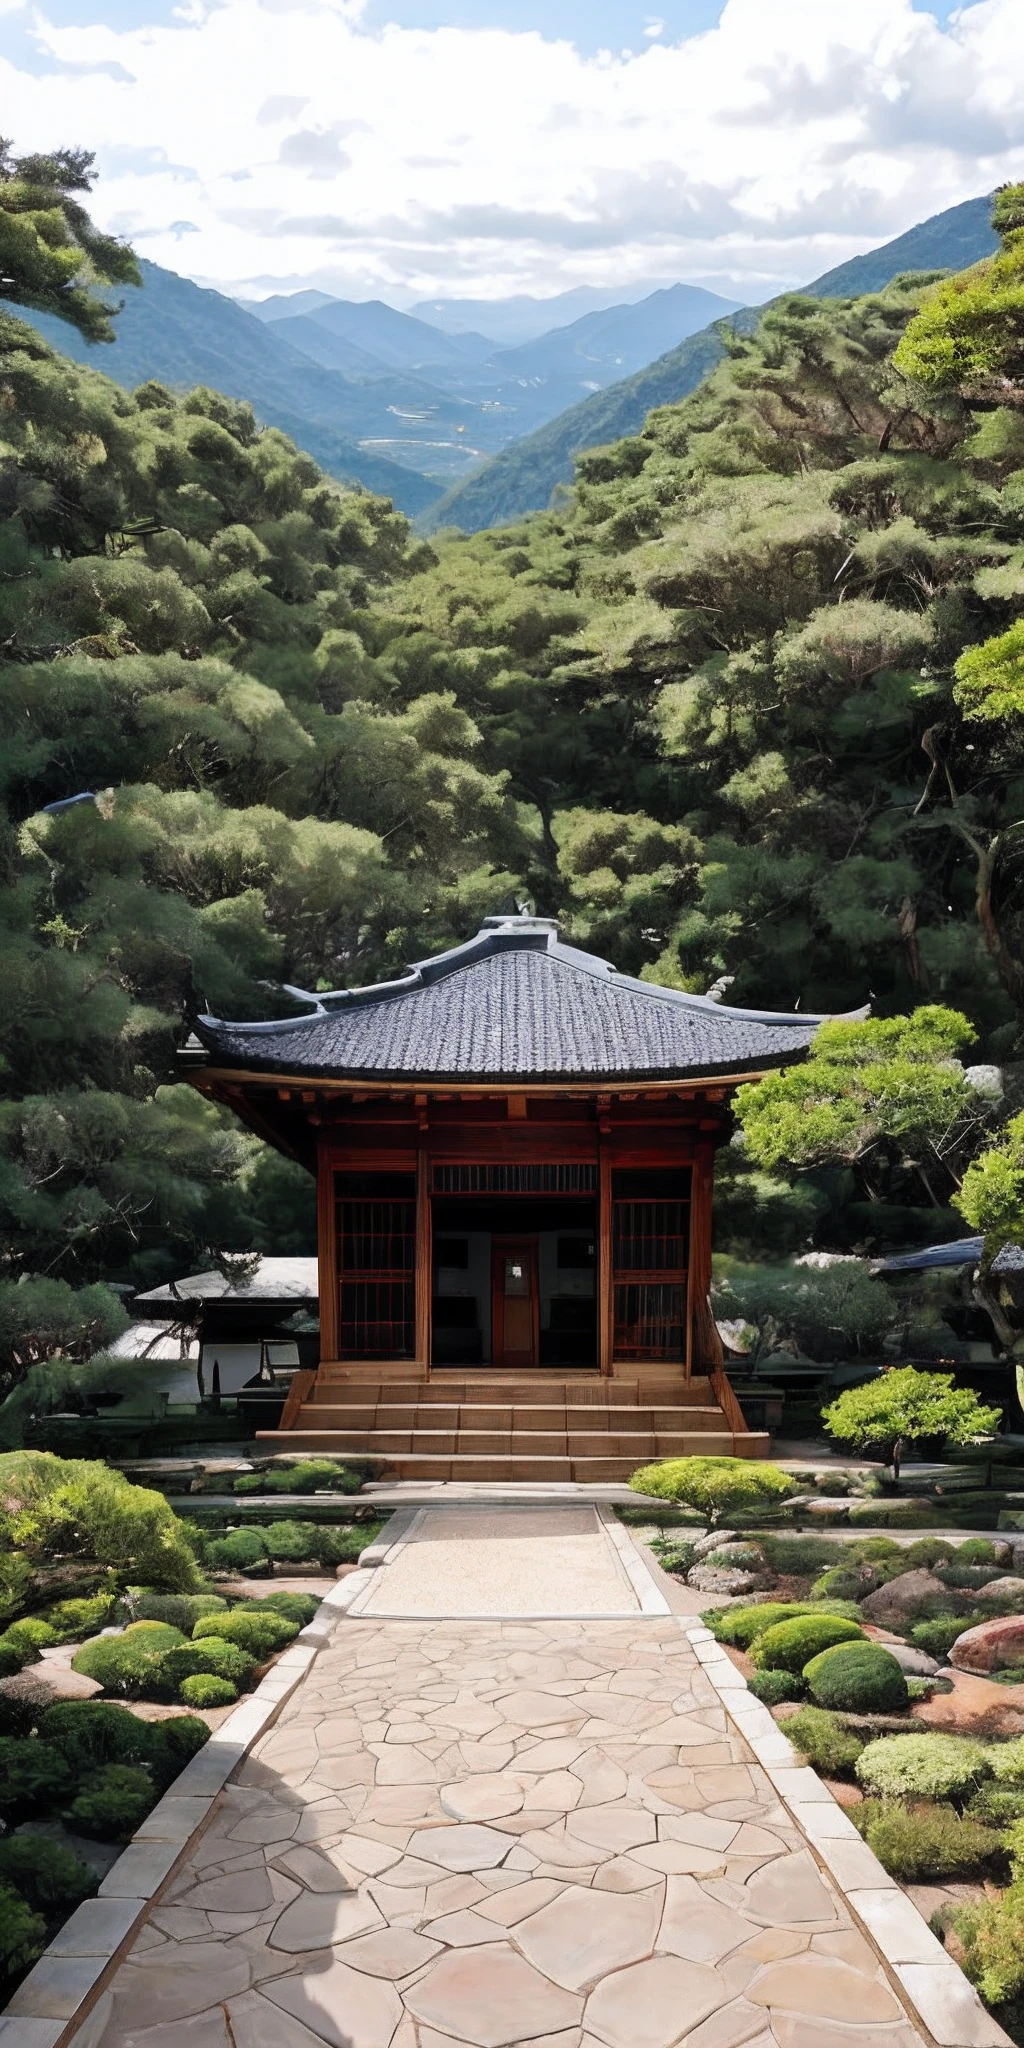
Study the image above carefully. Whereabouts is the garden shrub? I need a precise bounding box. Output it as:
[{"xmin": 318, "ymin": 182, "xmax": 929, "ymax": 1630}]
[
  {"xmin": 159, "ymin": 1639, "xmax": 255, "ymax": 1692},
  {"xmin": 0, "ymin": 1738, "xmax": 73, "ymax": 1820},
  {"xmin": 908, "ymin": 1613, "xmax": 989, "ymax": 1658},
  {"xmin": 0, "ymin": 1836, "xmax": 96, "ymax": 1911},
  {"xmin": 650, "ymin": 1539, "xmax": 696, "ymax": 1576},
  {"xmin": 854, "ymin": 1799, "xmax": 1006, "ymax": 1881},
  {"xmin": 193, "ymin": 1608, "xmax": 297, "ymax": 1656},
  {"xmin": 131, "ymin": 1594, "xmax": 226, "ymax": 1630},
  {"xmin": 822, "ymin": 1368, "xmax": 1000, "ymax": 1461},
  {"xmin": 957, "ymin": 1539, "xmax": 999, "ymax": 1565},
  {"xmin": 259, "ymin": 1520, "xmax": 315, "ymax": 1563},
  {"xmin": 234, "ymin": 1459, "xmax": 360, "ymax": 1495},
  {"xmin": 179, "ymin": 1673, "xmax": 237, "ymax": 1708},
  {"xmin": 847, "ymin": 1537, "xmax": 904, "ymax": 1566},
  {"xmin": 936, "ymin": 1562, "xmax": 1003, "ymax": 1591},
  {"xmin": 72, "ymin": 1633, "xmax": 174, "ymax": 1698},
  {"xmin": 122, "ymin": 1621, "xmax": 187, "ymax": 1650},
  {"xmin": 155, "ymin": 1714, "xmax": 209, "ymax": 1775},
  {"xmin": 953, "ymin": 1886, "xmax": 1024, "ymax": 2008},
  {"xmin": 707, "ymin": 1603, "xmax": 816, "ymax": 1649},
  {"xmin": 903, "ymin": 1538, "xmax": 958, "ymax": 1569},
  {"xmin": 0, "ymin": 1619, "xmax": 57, "ymax": 1660},
  {"xmin": 260, "ymin": 1590, "xmax": 319, "ymax": 1626},
  {"xmin": 967, "ymin": 1784, "xmax": 1024, "ymax": 1826},
  {"xmin": 810, "ymin": 1565, "xmax": 879, "ymax": 1602},
  {"xmin": 759, "ymin": 1534, "xmax": 844, "ymax": 1575},
  {"xmin": 991, "ymin": 1737, "xmax": 1024, "ymax": 1786},
  {"xmin": 629, "ymin": 1455, "xmax": 796, "ymax": 1522},
  {"xmin": 67, "ymin": 1763, "xmax": 155, "ymax": 1841},
  {"xmin": 0, "ymin": 1643, "xmax": 22, "ymax": 1677},
  {"xmin": 0, "ymin": 1883, "xmax": 46, "ymax": 1987},
  {"xmin": 751, "ymin": 1614, "xmax": 865, "ymax": 1673},
  {"xmin": 0, "ymin": 1452, "xmax": 200, "ymax": 1594},
  {"xmin": 38, "ymin": 1700, "xmax": 156, "ymax": 1772},
  {"xmin": 784, "ymin": 1707, "xmax": 864, "ymax": 1775},
  {"xmin": 203, "ymin": 1528, "xmax": 270, "ymax": 1572},
  {"xmin": 41, "ymin": 1595, "xmax": 114, "ymax": 1641},
  {"xmin": 847, "ymin": 1500, "xmax": 941, "ymax": 1529},
  {"xmin": 856, "ymin": 1732, "xmax": 992, "ymax": 1800},
  {"xmin": 747, "ymin": 1669, "xmax": 806, "ymax": 1706},
  {"xmin": 804, "ymin": 1641, "xmax": 910, "ymax": 1713}
]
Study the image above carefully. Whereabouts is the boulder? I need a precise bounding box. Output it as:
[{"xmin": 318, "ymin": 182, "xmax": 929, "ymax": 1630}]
[
  {"xmin": 973, "ymin": 1575, "xmax": 1024, "ymax": 1608},
  {"xmin": 859, "ymin": 1569, "xmax": 946, "ymax": 1627},
  {"xmin": 949, "ymin": 1615, "xmax": 1024, "ymax": 1673},
  {"xmin": 884, "ymin": 1643, "xmax": 940, "ymax": 1677},
  {"xmin": 691, "ymin": 1528, "xmax": 738, "ymax": 1559},
  {"xmin": 687, "ymin": 1564, "xmax": 757, "ymax": 1596}
]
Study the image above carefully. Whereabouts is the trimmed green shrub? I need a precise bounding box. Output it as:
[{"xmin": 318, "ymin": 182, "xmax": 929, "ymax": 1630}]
[
  {"xmin": 0, "ymin": 1644, "xmax": 22, "ymax": 1677},
  {"xmin": 122, "ymin": 1620, "xmax": 187, "ymax": 1647},
  {"xmin": 957, "ymin": 1539, "xmax": 999, "ymax": 1565},
  {"xmin": 650, "ymin": 1539, "xmax": 696, "ymax": 1576},
  {"xmin": 804, "ymin": 1641, "xmax": 910, "ymax": 1713},
  {"xmin": 0, "ymin": 1738, "xmax": 73, "ymax": 1820},
  {"xmin": 784, "ymin": 1707, "xmax": 864, "ymax": 1775},
  {"xmin": 903, "ymin": 1538, "xmax": 958, "ymax": 1569},
  {"xmin": 0, "ymin": 1693, "xmax": 41, "ymax": 1740},
  {"xmin": 747, "ymin": 1669, "xmax": 806, "ymax": 1706},
  {"xmin": 72, "ymin": 1634, "xmax": 172, "ymax": 1699},
  {"xmin": 258, "ymin": 1520, "xmax": 316, "ymax": 1563},
  {"xmin": 67, "ymin": 1763, "xmax": 155, "ymax": 1841},
  {"xmin": 751, "ymin": 1614, "xmax": 865, "ymax": 1673},
  {"xmin": 854, "ymin": 1799, "xmax": 1006, "ymax": 1881},
  {"xmin": 823, "ymin": 1368, "xmax": 1000, "ymax": 1461},
  {"xmin": 179, "ymin": 1673, "xmax": 237, "ymax": 1708},
  {"xmin": 234, "ymin": 1459, "xmax": 360, "ymax": 1495},
  {"xmin": 758, "ymin": 1534, "xmax": 844, "ymax": 1575},
  {"xmin": 630, "ymin": 1455, "xmax": 796, "ymax": 1522},
  {"xmin": 847, "ymin": 1537, "xmax": 904, "ymax": 1565},
  {"xmin": 0, "ymin": 1836, "xmax": 96, "ymax": 1912},
  {"xmin": 856, "ymin": 1732, "xmax": 992, "ymax": 1800},
  {"xmin": 132, "ymin": 1594, "xmax": 227, "ymax": 1630},
  {"xmin": 967, "ymin": 1784, "xmax": 1024, "ymax": 1826},
  {"xmin": 991, "ymin": 1736, "xmax": 1024, "ymax": 1786},
  {"xmin": 908, "ymin": 1613, "xmax": 988, "ymax": 1658},
  {"xmin": 953, "ymin": 1885, "xmax": 1024, "ymax": 2008},
  {"xmin": 40, "ymin": 1595, "xmax": 115, "ymax": 1642},
  {"xmin": 0, "ymin": 1619, "xmax": 57, "ymax": 1661},
  {"xmin": 0, "ymin": 1883, "xmax": 46, "ymax": 1986},
  {"xmin": 193, "ymin": 1608, "xmax": 297, "ymax": 1657},
  {"xmin": 155, "ymin": 1714, "xmax": 209, "ymax": 1776},
  {"xmin": 936, "ymin": 1562, "xmax": 1003, "ymax": 1591},
  {"xmin": 158, "ymin": 1639, "xmax": 255, "ymax": 1691},
  {"xmin": 260, "ymin": 1590, "xmax": 319, "ymax": 1626},
  {"xmin": 809, "ymin": 1565, "xmax": 879, "ymax": 1602},
  {"xmin": 38, "ymin": 1700, "xmax": 156, "ymax": 1773},
  {"xmin": 0, "ymin": 1452, "xmax": 200, "ymax": 1594},
  {"xmin": 203, "ymin": 1529, "xmax": 270, "ymax": 1572},
  {"xmin": 707, "ymin": 1603, "xmax": 816, "ymax": 1649}
]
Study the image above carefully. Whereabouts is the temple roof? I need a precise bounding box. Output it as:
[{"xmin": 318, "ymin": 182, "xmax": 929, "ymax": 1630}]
[{"xmin": 185, "ymin": 914, "xmax": 858, "ymax": 1085}]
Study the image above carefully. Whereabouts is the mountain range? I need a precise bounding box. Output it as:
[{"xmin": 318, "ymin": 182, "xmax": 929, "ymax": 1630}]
[
  {"xmin": 24, "ymin": 270, "xmax": 737, "ymax": 515},
  {"xmin": 425, "ymin": 193, "xmax": 999, "ymax": 534}
]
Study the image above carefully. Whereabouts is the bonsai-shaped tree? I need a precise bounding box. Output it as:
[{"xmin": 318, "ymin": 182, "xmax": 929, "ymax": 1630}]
[
  {"xmin": 629, "ymin": 1454, "xmax": 797, "ymax": 1525},
  {"xmin": 822, "ymin": 1366, "xmax": 999, "ymax": 1479}
]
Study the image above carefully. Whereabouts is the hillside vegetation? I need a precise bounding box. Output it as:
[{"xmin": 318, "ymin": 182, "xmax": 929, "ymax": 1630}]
[{"xmin": 2, "ymin": 202, "xmax": 1024, "ymax": 1357}]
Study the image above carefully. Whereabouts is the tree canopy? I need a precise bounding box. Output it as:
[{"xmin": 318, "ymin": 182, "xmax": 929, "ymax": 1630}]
[{"xmin": 0, "ymin": 141, "xmax": 140, "ymax": 343}]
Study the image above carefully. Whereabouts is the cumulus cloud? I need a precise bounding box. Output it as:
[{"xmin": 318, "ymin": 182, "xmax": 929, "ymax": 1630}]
[{"xmin": 3, "ymin": 0, "xmax": 1024, "ymax": 302}]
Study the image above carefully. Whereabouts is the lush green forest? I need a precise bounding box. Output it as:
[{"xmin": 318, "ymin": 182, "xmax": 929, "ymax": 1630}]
[{"xmin": 2, "ymin": 149, "xmax": 1023, "ymax": 1379}]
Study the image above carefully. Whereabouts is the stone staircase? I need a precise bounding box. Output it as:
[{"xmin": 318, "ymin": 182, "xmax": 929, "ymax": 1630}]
[{"xmin": 257, "ymin": 1370, "xmax": 767, "ymax": 1480}]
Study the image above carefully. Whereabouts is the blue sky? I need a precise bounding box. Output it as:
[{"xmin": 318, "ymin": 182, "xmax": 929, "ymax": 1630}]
[{"xmin": 3, "ymin": 0, "xmax": 1021, "ymax": 303}]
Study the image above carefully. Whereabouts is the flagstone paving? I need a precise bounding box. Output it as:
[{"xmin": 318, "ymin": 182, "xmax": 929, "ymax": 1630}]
[{"xmin": 82, "ymin": 1612, "xmax": 930, "ymax": 2048}]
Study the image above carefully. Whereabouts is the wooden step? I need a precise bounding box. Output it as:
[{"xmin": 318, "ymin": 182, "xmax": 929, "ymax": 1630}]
[{"xmin": 300, "ymin": 1403, "xmax": 730, "ymax": 1432}]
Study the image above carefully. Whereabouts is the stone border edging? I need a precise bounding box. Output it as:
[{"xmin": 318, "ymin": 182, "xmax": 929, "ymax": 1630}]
[
  {"xmin": 0, "ymin": 1523, "xmax": 405, "ymax": 2048},
  {"xmin": 683, "ymin": 1620, "xmax": 1013, "ymax": 2048}
]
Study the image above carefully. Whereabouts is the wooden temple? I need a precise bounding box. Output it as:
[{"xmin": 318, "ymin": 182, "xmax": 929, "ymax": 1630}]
[{"xmin": 180, "ymin": 913, "xmax": 829, "ymax": 1480}]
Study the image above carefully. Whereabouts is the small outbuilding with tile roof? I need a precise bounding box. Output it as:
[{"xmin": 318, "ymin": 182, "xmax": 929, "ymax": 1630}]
[{"xmin": 180, "ymin": 913, "xmax": 855, "ymax": 1479}]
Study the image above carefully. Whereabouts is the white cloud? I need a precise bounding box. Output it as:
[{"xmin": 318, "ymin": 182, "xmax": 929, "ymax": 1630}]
[{"xmin": 3, "ymin": 0, "xmax": 1024, "ymax": 303}]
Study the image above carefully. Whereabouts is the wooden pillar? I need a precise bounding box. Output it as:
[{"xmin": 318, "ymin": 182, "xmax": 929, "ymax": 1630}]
[
  {"xmin": 415, "ymin": 1141, "xmax": 431, "ymax": 1371},
  {"xmin": 598, "ymin": 1141, "xmax": 613, "ymax": 1375},
  {"xmin": 687, "ymin": 1138, "xmax": 723, "ymax": 1375},
  {"xmin": 316, "ymin": 1141, "xmax": 338, "ymax": 1366}
]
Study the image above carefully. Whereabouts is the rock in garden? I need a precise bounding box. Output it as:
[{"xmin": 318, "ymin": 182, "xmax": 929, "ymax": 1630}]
[
  {"xmin": 691, "ymin": 1528, "xmax": 737, "ymax": 1559},
  {"xmin": 859, "ymin": 1570, "xmax": 946, "ymax": 1626},
  {"xmin": 948, "ymin": 1616, "xmax": 1024, "ymax": 1673},
  {"xmin": 973, "ymin": 1576, "xmax": 1024, "ymax": 1606},
  {"xmin": 687, "ymin": 1564, "xmax": 757, "ymax": 1595},
  {"xmin": 884, "ymin": 1643, "xmax": 940, "ymax": 1677}
]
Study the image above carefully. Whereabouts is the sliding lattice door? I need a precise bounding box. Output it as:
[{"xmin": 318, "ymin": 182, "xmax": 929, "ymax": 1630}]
[
  {"xmin": 611, "ymin": 1168, "xmax": 691, "ymax": 1364},
  {"xmin": 335, "ymin": 1171, "xmax": 416, "ymax": 1359}
]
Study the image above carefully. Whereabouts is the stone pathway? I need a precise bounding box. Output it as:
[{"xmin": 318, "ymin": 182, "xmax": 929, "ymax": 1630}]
[
  {"xmin": 79, "ymin": 1608, "xmax": 930, "ymax": 2048},
  {"xmin": 352, "ymin": 1507, "xmax": 651, "ymax": 1619}
]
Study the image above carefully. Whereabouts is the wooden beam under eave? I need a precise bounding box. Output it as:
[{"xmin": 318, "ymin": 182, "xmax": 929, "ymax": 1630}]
[{"xmin": 193, "ymin": 1064, "xmax": 773, "ymax": 1098}]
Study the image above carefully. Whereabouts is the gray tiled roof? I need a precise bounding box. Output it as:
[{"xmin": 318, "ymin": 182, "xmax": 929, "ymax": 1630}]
[{"xmin": 188, "ymin": 915, "xmax": 852, "ymax": 1083}]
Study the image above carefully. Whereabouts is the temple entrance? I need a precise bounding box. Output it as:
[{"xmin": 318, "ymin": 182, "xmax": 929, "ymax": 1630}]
[{"xmin": 431, "ymin": 1196, "xmax": 596, "ymax": 1369}]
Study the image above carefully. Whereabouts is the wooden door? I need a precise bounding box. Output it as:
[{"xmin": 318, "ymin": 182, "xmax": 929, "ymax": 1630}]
[{"xmin": 491, "ymin": 1238, "xmax": 539, "ymax": 1368}]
